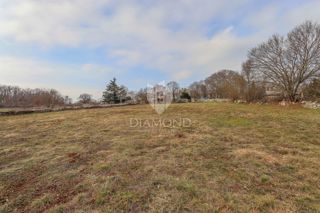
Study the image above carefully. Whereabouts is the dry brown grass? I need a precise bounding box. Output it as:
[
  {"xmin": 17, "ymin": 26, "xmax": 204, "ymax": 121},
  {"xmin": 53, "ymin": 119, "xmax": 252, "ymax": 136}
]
[
  {"xmin": 233, "ymin": 148, "xmax": 279, "ymax": 165},
  {"xmin": 0, "ymin": 103, "xmax": 319, "ymax": 212}
]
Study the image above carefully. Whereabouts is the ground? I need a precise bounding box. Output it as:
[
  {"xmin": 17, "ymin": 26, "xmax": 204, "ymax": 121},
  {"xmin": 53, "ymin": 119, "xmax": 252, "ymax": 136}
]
[{"xmin": 0, "ymin": 103, "xmax": 319, "ymax": 213}]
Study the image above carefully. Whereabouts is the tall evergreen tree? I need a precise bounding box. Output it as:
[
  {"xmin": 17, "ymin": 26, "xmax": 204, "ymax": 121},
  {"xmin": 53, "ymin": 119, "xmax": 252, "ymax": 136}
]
[
  {"xmin": 118, "ymin": 85, "xmax": 128, "ymax": 103},
  {"xmin": 102, "ymin": 78, "xmax": 127, "ymax": 103}
]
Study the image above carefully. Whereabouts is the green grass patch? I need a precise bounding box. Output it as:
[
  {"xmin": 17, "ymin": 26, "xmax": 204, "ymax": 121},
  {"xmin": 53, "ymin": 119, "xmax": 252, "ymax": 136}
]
[{"xmin": 208, "ymin": 116, "xmax": 254, "ymax": 127}]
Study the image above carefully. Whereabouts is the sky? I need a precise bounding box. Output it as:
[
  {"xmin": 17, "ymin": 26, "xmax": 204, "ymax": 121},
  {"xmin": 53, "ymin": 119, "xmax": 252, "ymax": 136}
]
[{"xmin": 1, "ymin": 0, "xmax": 320, "ymax": 100}]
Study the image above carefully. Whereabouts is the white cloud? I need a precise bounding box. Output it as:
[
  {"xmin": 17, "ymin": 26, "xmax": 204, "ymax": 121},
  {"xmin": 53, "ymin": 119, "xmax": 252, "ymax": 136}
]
[
  {"xmin": 1, "ymin": 0, "xmax": 320, "ymax": 93},
  {"xmin": 242, "ymin": 1, "xmax": 320, "ymax": 38},
  {"xmin": 82, "ymin": 63, "xmax": 113, "ymax": 74},
  {"xmin": 173, "ymin": 70, "xmax": 193, "ymax": 81}
]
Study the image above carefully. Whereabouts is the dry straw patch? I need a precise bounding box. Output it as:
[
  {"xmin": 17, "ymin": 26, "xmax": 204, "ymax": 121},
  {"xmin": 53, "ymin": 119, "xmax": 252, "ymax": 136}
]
[{"xmin": 233, "ymin": 148, "xmax": 280, "ymax": 165}]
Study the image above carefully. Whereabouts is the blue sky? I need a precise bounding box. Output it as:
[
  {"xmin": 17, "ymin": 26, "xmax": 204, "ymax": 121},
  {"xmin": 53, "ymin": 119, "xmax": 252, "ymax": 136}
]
[{"xmin": 1, "ymin": 0, "xmax": 320, "ymax": 100}]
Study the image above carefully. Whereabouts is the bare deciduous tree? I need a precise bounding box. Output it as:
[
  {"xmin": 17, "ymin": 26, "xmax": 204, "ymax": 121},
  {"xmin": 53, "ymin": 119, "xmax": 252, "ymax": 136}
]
[
  {"xmin": 205, "ymin": 70, "xmax": 246, "ymax": 101},
  {"xmin": 78, "ymin": 93, "xmax": 93, "ymax": 104},
  {"xmin": 242, "ymin": 60, "xmax": 255, "ymax": 87},
  {"xmin": 189, "ymin": 81, "xmax": 207, "ymax": 100},
  {"xmin": 64, "ymin": 96, "xmax": 73, "ymax": 105},
  {"xmin": 303, "ymin": 78, "xmax": 320, "ymax": 101},
  {"xmin": 0, "ymin": 85, "xmax": 65, "ymax": 107},
  {"xmin": 135, "ymin": 88, "xmax": 148, "ymax": 104},
  {"xmin": 241, "ymin": 59, "xmax": 265, "ymax": 102},
  {"xmin": 249, "ymin": 21, "xmax": 320, "ymax": 101},
  {"xmin": 167, "ymin": 81, "xmax": 180, "ymax": 102}
]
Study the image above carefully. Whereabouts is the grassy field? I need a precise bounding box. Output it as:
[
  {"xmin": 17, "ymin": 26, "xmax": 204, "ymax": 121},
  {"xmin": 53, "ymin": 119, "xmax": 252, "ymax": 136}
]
[{"xmin": 0, "ymin": 103, "xmax": 319, "ymax": 212}]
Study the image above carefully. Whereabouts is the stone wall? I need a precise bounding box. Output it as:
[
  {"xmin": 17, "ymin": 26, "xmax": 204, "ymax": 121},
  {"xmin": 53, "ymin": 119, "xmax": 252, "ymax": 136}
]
[{"xmin": 302, "ymin": 101, "xmax": 320, "ymax": 109}]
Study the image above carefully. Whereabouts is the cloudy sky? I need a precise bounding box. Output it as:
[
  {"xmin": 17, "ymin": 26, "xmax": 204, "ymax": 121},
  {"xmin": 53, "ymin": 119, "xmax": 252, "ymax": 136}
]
[{"xmin": 1, "ymin": 0, "xmax": 320, "ymax": 100}]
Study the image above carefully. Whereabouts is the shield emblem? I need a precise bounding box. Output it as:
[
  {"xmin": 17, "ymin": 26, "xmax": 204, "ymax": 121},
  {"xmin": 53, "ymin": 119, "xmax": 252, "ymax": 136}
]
[{"xmin": 147, "ymin": 82, "xmax": 173, "ymax": 114}]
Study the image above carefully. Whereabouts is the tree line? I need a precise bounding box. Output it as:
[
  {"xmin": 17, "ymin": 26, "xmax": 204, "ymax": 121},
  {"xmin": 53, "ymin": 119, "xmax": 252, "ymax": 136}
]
[{"xmin": 0, "ymin": 85, "xmax": 71, "ymax": 108}]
